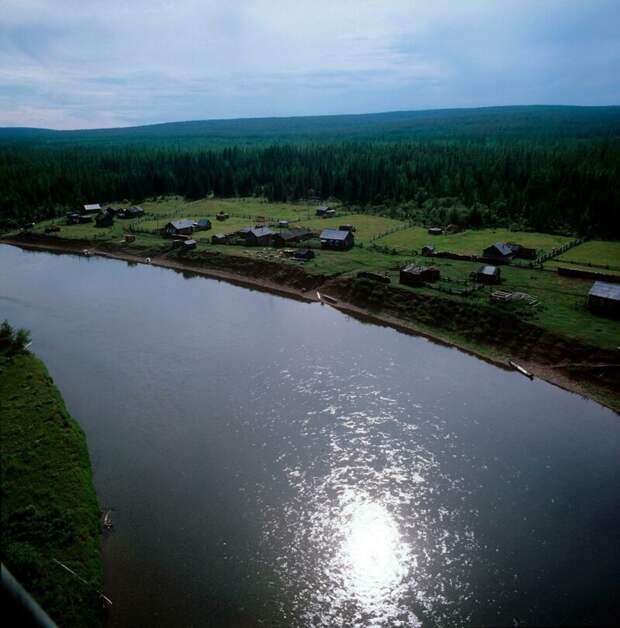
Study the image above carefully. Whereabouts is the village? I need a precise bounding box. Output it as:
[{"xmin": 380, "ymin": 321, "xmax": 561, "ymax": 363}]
[{"xmin": 15, "ymin": 196, "xmax": 620, "ymax": 353}]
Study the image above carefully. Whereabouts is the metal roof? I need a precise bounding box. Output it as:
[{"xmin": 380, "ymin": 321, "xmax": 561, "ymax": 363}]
[
  {"xmin": 488, "ymin": 242, "xmax": 513, "ymax": 256},
  {"xmin": 589, "ymin": 281, "xmax": 620, "ymax": 301},
  {"xmin": 83, "ymin": 203, "xmax": 101, "ymax": 211},
  {"xmin": 320, "ymin": 229, "xmax": 351, "ymax": 241},
  {"xmin": 249, "ymin": 227, "xmax": 274, "ymax": 237},
  {"xmin": 278, "ymin": 228, "xmax": 312, "ymax": 240},
  {"xmin": 169, "ymin": 219, "xmax": 195, "ymax": 230},
  {"xmin": 196, "ymin": 218, "xmax": 211, "ymax": 225},
  {"xmin": 479, "ymin": 265, "xmax": 499, "ymax": 275}
]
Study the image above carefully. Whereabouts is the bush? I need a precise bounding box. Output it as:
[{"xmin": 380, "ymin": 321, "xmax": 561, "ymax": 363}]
[{"xmin": 0, "ymin": 321, "xmax": 31, "ymax": 356}]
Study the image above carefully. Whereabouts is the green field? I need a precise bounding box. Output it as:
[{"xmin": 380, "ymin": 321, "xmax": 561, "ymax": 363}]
[
  {"xmin": 556, "ymin": 240, "xmax": 620, "ymax": 270},
  {"xmin": 374, "ymin": 227, "xmax": 573, "ymax": 256},
  {"xmin": 0, "ymin": 347, "xmax": 102, "ymax": 626},
  {"xmin": 292, "ymin": 214, "xmax": 405, "ymax": 243}
]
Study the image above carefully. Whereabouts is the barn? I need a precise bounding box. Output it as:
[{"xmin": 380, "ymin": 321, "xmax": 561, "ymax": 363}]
[
  {"xmin": 588, "ymin": 281, "xmax": 620, "ymax": 319},
  {"xmin": 400, "ymin": 264, "xmax": 440, "ymax": 287},
  {"xmin": 319, "ymin": 229, "xmax": 354, "ymax": 250}
]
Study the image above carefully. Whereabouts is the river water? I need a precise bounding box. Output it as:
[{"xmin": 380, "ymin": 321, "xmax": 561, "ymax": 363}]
[{"xmin": 1, "ymin": 244, "xmax": 619, "ymax": 627}]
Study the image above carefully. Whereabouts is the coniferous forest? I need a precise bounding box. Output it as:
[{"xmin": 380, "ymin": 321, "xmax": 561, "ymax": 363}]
[{"xmin": 1, "ymin": 106, "xmax": 619, "ymax": 236}]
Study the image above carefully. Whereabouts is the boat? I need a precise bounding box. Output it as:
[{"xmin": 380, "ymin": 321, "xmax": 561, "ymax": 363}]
[
  {"xmin": 316, "ymin": 291, "xmax": 338, "ymax": 305},
  {"xmin": 508, "ymin": 360, "xmax": 534, "ymax": 379}
]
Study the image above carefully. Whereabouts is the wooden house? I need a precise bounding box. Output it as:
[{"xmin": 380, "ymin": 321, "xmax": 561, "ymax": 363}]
[
  {"xmin": 316, "ymin": 206, "xmax": 330, "ymax": 217},
  {"xmin": 294, "ymin": 248, "xmax": 315, "ymax": 261},
  {"xmin": 508, "ymin": 243, "xmax": 537, "ymax": 260},
  {"xmin": 339, "ymin": 224, "xmax": 356, "ymax": 232},
  {"xmin": 245, "ymin": 227, "xmax": 274, "ymax": 246},
  {"xmin": 95, "ymin": 210, "xmax": 114, "ymax": 228},
  {"xmin": 474, "ymin": 265, "xmax": 501, "ymax": 285},
  {"xmin": 66, "ymin": 212, "xmax": 92, "ymax": 224},
  {"xmin": 181, "ymin": 239, "xmax": 197, "ymax": 251},
  {"xmin": 483, "ymin": 242, "xmax": 513, "ymax": 262},
  {"xmin": 216, "ymin": 212, "xmax": 230, "ymax": 221},
  {"xmin": 400, "ymin": 264, "xmax": 440, "ymax": 287},
  {"xmin": 273, "ymin": 228, "xmax": 314, "ymax": 247},
  {"xmin": 588, "ymin": 281, "xmax": 620, "ymax": 319},
  {"xmin": 195, "ymin": 219, "xmax": 212, "ymax": 231},
  {"xmin": 421, "ymin": 245, "xmax": 435, "ymax": 256},
  {"xmin": 319, "ymin": 229, "xmax": 354, "ymax": 250},
  {"xmin": 163, "ymin": 220, "xmax": 195, "ymax": 237},
  {"xmin": 82, "ymin": 203, "xmax": 101, "ymax": 214},
  {"xmin": 211, "ymin": 233, "xmax": 230, "ymax": 244}
]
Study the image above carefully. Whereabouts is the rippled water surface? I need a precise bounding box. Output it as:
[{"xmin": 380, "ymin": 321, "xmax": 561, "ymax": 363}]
[{"xmin": 1, "ymin": 244, "xmax": 619, "ymax": 627}]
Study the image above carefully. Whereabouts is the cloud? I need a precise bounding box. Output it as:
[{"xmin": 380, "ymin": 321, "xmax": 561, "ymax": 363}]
[{"xmin": 0, "ymin": 0, "xmax": 618, "ymax": 129}]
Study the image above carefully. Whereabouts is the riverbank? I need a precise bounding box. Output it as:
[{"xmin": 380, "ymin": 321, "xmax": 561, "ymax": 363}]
[
  {"xmin": 3, "ymin": 234, "xmax": 619, "ymax": 413},
  {"xmin": 0, "ymin": 349, "xmax": 103, "ymax": 626}
]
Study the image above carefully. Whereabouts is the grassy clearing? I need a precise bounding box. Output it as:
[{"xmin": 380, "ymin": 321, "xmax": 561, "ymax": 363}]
[
  {"xmin": 375, "ymin": 227, "xmax": 573, "ymax": 255},
  {"xmin": 556, "ymin": 240, "xmax": 620, "ymax": 270},
  {"xmin": 0, "ymin": 350, "xmax": 102, "ymax": 627},
  {"xmin": 292, "ymin": 214, "xmax": 405, "ymax": 243}
]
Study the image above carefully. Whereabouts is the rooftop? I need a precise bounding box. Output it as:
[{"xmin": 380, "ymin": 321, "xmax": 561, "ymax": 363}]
[
  {"xmin": 320, "ymin": 229, "xmax": 351, "ymax": 241},
  {"xmin": 589, "ymin": 281, "xmax": 620, "ymax": 301}
]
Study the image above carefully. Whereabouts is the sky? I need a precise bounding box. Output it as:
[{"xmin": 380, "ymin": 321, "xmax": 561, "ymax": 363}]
[{"xmin": 1, "ymin": 0, "xmax": 619, "ymax": 129}]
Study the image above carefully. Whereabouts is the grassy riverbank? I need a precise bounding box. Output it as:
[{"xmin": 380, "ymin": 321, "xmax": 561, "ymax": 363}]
[{"xmin": 0, "ymin": 348, "xmax": 103, "ymax": 626}]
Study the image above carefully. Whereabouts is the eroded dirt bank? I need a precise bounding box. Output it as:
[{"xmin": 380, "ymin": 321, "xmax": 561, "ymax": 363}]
[{"xmin": 3, "ymin": 233, "xmax": 619, "ymax": 413}]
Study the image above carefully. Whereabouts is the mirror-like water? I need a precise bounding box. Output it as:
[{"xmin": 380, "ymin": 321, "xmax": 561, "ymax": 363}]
[{"xmin": 1, "ymin": 244, "xmax": 618, "ymax": 627}]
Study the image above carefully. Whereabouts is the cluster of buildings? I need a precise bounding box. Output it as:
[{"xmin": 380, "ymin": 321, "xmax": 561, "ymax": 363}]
[{"xmin": 66, "ymin": 203, "xmax": 144, "ymax": 226}]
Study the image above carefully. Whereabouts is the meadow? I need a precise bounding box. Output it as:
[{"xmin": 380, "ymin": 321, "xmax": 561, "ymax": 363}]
[{"xmin": 556, "ymin": 240, "xmax": 620, "ymax": 270}]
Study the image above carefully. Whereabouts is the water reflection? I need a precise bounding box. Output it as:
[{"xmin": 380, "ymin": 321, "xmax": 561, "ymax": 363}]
[{"xmin": 338, "ymin": 496, "xmax": 409, "ymax": 616}]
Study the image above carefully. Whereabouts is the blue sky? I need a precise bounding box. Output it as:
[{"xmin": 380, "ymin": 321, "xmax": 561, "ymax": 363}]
[{"xmin": 1, "ymin": 0, "xmax": 619, "ymax": 129}]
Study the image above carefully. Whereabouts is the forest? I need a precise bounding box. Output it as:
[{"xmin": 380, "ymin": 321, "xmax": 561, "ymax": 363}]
[{"xmin": 1, "ymin": 106, "xmax": 619, "ymax": 237}]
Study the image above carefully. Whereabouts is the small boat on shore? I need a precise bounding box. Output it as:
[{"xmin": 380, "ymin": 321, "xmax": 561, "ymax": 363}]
[
  {"xmin": 316, "ymin": 291, "xmax": 338, "ymax": 305},
  {"xmin": 508, "ymin": 360, "xmax": 534, "ymax": 379}
]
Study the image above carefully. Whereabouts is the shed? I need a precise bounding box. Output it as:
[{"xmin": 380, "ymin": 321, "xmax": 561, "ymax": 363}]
[
  {"xmin": 339, "ymin": 224, "xmax": 356, "ymax": 232},
  {"xmin": 124, "ymin": 234, "xmax": 136, "ymax": 243},
  {"xmin": 181, "ymin": 239, "xmax": 197, "ymax": 250},
  {"xmin": 316, "ymin": 206, "xmax": 330, "ymax": 217},
  {"xmin": 588, "ymin": 281, "xmax": 620, "ymax": 319},
  {"xmin": 82, "ymin": 203, "xmax": 101, "ymax": 214},
  {"xmin": 273, "ymin": 228, "xmax": 314, "ymax": 247},
  {"xmin": 195, "ymin": 219, "xmax": 212, "ymax": 231},
  {"xmin": 246, "ymin": 227, "xmax": 274, "ymax": 246},
  {"xmin": 216, "ymin": 212, "xmax": 230, "ymax": 221},
  {"xmin": 475, "ymin": 265, "xmax": 501, "ymax": 285},
  {"xmin": 278, "ymin": 220, "xmax": 289, "ymax": 229},
  {"xmin": 400, "ymin": 264, "xmax": 440, "ymax": 287},
  {"xmin": 325, "ymin": 209, "xmax": 336, "ymax": 217},
  {"xmin": 163, "ymin": 219, "xmax": 195, "ymax": 236},
  {"xmin": 428, "ymin": 227, "xmax": 443, "ymax": 236},
  {"xmin": 320, "ymin": 229, "xmax": 354, "ymax": 250},
  {"xmin": 95, "ymin": 210, "xmax": 114, "ymax": 228},
  {"xmin": 483, "ymin": 242, "xmax": 513, "ymax": 261},
  {"xmin": 67, "ymin": 213, "xmax": 92, "ymax": 224},
  {"xmin": 421, "ymin": 245, "xmax": 435, "ymax": 256},
  {"xmin": 294, "ymin": 248, "xmax": 315, "ymax": 261},
  {"xmin": 211, "ymin": 233, "xmax": 229, "ymax": 244}
]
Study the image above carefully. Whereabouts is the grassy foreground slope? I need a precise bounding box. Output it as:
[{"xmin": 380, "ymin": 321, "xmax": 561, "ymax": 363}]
[{"xmin": 0, "ymin": 350, "xmax": 102, "ymax": 626}]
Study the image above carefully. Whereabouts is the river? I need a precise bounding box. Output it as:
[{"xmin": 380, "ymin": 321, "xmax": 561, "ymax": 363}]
[{"xmin": 1, "ymin": 243, "xmax": 619, "ymax": 627}]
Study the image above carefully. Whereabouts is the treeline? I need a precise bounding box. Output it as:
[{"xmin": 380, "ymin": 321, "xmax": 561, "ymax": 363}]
[{"xmin": 1, "ymin": 139, "xmax": 619, "ymax": 236}]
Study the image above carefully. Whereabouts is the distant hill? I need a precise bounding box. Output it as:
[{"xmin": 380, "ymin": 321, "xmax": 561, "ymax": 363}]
[{"xmin": 2, "ymin": 105, "xmax": 620, "ymax": 146}]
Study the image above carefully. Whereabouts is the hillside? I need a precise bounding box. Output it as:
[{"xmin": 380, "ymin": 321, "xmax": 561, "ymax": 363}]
[{"xmin": 1, "ymin": 105, "xmax": 620, "ymax": 147}]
